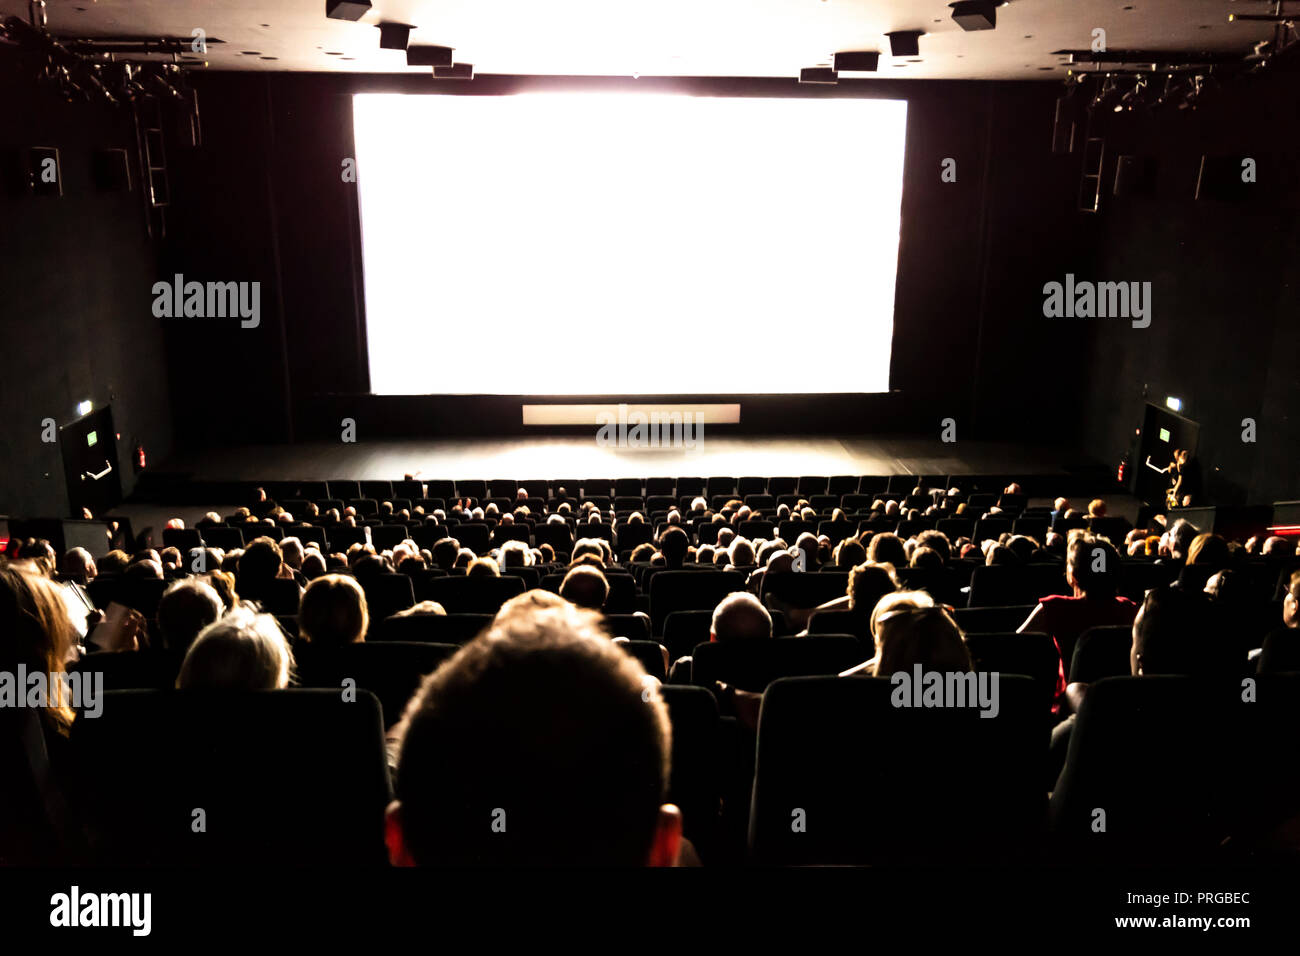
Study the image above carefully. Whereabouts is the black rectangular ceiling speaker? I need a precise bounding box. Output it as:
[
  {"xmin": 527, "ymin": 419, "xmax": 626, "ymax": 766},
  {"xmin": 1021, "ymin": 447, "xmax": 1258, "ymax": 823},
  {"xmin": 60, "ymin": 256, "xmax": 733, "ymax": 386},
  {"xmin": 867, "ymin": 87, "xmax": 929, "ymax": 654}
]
[
  {"xmin": 407, "ymin": 44, "xmax": 454, "ymax": 67},
  {"xmin": 377, "ymin": 23, "xmax": 411, "ymax": 50},
  {"xmin": 886, "ymin": 31, "xmax": 923, "ymax": 57},
  {"xmin": 833, "ymin": 51, "xmax": 880, "ymax": 72},
  {"xmin": 325, "ymin": 0, "xmax": 371, "ymax": 21},
  {"xmin": 434, "ymin": 62, "xmax": 475, "ymax": 79},
  {"xmin": 1113, "ymin": 155, "xmax": 1157, "ymax": 197},
  {"xmin": 91, "ymin": 148, "xmax": 132, "ymax": 192},
  {"xmin": 798, "ymin": 67, "xmax": 838, "ymax": 84},
  {"xmin": 950, "ymin": 1, "xmax": 997, "ymax": 31},
  {"xmin": 434, "ymin": 62, "xmax": 474, "ymax": 79}
]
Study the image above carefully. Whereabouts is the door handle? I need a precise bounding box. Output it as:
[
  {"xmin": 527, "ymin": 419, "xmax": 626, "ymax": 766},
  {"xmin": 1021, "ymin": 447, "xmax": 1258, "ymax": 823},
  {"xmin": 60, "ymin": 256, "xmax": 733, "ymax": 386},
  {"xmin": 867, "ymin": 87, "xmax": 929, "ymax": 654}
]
[{"xmin": 81, "ymin": 460, "xmax": 113, "ymax": 481}]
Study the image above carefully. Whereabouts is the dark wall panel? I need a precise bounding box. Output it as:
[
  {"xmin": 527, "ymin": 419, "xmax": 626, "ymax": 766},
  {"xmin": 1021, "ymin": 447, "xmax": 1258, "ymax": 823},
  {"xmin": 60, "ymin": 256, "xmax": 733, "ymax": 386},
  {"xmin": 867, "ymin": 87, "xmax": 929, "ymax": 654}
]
[{"xmin": 0, "ymin": 60, "xmax": 172, "ymax": 517}]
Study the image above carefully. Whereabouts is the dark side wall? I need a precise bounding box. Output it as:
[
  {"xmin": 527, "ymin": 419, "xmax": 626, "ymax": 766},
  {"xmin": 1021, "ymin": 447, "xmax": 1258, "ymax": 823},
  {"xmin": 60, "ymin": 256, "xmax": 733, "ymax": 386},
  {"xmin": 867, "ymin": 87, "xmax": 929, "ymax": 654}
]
[
  {"xmin": 1073, "ymin": 66, "xmax": 1300, "ymax": 506},
  {"xmin": 0, "ymin": 57, "xmax": 172, "ymax": 518},
  {"xmin": 162, "ymin": 71, "xmax": 1088, "ymax": 447}
]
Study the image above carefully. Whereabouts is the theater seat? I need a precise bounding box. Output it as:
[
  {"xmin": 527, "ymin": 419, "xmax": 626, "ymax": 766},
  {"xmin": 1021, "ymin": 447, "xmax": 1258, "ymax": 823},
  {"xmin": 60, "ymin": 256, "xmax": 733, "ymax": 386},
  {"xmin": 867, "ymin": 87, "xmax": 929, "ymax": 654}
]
[
  {"xmin": 1068, "ymin": 625, "xmax": 1132, "ymax": 684},
  {"xmin": 616, "ymin": 639, "xmax": 667, "ymax": 679},
  {"xmin": 749, "ymin": 674, "xmax": 1045, "ymax": 865},
  {"xmin": 293, "ymin": 641, "xmax": 458, "ymax": 728},
  {"xmin": 658, "ymin": 685, "xmax": 722, "ymax": 859},
  {"xmin": 649, "ymin": 570, "xmax": 747, "ymax": 634},
  {"xmin": 70, "ymin": 649, "xmax": 182, "ymax": 691},
  {"xmin": 963, "ymin": 631, "xmax": 1059, "ymax": 714},
  {"xmin": 376, "ymin": 612, "xmax": 494, "ymax": 644},
  {"xmin": 690, "ymin": 635, "xmax": 866, "ymax": 693},
  {"xmin": 70, "ymin": 689, "xmax": 391, "ymax": 864},
  {"xmin": 425, "ymin": 575, "xmax": 526, "ymax": 614},
  {"xmin": 1049, "ymin": 675, "xmax": 1300, "ymax": 860}
]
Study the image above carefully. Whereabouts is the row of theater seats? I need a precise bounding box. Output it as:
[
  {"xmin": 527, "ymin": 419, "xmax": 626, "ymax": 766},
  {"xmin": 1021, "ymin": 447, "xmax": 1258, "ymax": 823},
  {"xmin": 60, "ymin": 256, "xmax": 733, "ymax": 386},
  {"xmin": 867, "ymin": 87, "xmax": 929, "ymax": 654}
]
[
  {"xmin": 183, "ymin": 473, "xmax": 1048, "ymax": 504},
  {"xmin": 64, "ymin": 672, "xmax": 1300, "ymax": 865},
  {"xmin": 85, "ymin": 563, "xmax": 1294, "ymax": 638}
]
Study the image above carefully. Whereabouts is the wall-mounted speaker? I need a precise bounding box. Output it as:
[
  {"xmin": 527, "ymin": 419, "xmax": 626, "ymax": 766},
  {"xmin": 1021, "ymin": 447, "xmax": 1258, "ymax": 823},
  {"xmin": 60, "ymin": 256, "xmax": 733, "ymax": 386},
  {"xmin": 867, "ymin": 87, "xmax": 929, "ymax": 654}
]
[
  {"xmin": 1113, "ymin": 155, "xmax": 1157, "ymax": 197},
  {"xmin": 1195, "ymin": 155, "xmax": 1252, "ymax": 201},
  {"xmin": 91, "ymin": 148, "xmax": 132, "ymax": 193},
  {"xmin": 27, "ymin": 146, "xmax": 62, "ymax": 197}
]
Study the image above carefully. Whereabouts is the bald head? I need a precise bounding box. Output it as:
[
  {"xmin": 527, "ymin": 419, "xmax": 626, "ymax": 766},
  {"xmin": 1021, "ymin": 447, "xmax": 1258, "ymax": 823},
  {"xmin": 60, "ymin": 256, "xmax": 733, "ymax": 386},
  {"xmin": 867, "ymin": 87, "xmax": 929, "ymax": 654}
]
[{"xmin": 711, "ymin": 592, "xmax": 773, "ymax": 643}]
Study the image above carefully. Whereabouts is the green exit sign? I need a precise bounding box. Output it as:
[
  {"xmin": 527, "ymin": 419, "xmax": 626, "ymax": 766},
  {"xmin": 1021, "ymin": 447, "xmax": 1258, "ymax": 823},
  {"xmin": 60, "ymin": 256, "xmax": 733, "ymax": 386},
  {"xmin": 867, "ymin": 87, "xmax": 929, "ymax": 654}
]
[{"xmin": 86, "ymin": 431, "xmax": 97, "ymax": 447}]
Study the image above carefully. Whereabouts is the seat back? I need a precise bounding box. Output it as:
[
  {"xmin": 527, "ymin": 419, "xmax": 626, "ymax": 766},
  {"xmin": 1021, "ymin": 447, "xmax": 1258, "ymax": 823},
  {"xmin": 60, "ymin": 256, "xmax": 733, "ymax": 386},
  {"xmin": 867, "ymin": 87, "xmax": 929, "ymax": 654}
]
[
  {"xmin": 425, "ymin": 575, "xmax": 527, "ymax": 614},
  {"xmin": 691, "ymin": 636, "xmax": 865, "ymax": 692},
  {"xmin": 750, "ymin": 675, "xmax": 1045, "ymax": 864},
  {"xmin": 71, "ymin": 689, "xmax": 390, "ymax": 864},
  {"xmin": 294, "ymin": 641, "xmax": 457, "ymax": 728},
  {"xmin": 375, "ymin": 612, "xmax": 493, "ymax": 644},
  {"xmin": 1050, "ymin": 675, "xmax": 1300, "ymax": 859},
  {"xmin": 649, "ymin": 570, "xmax": 746, "ymax": 634}
]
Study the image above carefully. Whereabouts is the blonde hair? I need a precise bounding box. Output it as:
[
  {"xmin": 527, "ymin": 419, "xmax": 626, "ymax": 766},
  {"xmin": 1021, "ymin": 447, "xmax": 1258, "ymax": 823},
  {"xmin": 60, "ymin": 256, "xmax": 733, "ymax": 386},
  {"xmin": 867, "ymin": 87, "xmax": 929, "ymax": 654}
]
[
  {"xmin": 176, "ymin": 606, "xmax": 294, "ymax": 690},
  {"xmin": 868, "ymin": 590, "xmax": 971, "ymax": 677},
  {"xmin": 0, "ymin": 565, "xmax": 77, "ymax": 731}
]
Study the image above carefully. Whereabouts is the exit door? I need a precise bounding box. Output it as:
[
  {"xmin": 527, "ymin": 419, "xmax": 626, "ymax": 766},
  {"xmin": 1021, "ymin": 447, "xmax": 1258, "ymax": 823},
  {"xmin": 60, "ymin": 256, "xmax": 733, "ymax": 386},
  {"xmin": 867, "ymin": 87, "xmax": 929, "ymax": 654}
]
[
  {"xmin": 60, "ymin": 406, "xmax": 123, "ymax": 519},
  {"xmin": 1136, "ymin": 402, "xmax": 1199, "ymax": 510}
]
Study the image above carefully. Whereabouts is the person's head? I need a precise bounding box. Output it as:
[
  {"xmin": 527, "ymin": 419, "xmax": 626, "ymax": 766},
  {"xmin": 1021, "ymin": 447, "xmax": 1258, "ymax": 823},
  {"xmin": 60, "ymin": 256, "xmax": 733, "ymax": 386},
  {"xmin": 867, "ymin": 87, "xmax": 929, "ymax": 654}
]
[
  {"xmin": 847, "ymin": 561, "xmax": 897, "ymax": 616},
  {"xmin": 61, "ymin": 547, "xmax": 96, "ymax": 583},
  {"xmin": 710, "ymin": 591, "xmax": 773, "ymax": 643},
  {"xmin": 728, "ymin": 537, "xmax": 755, "ymax": 568},
  {"xmin": 868, "ymin": 590, "xmax": 970, "ymax": 677},
  {"xmin": 467, "ymin": 556, "xmax": 500, "ymax": 577},
  {"xmin": 1186, "ymin": 533, "xmax": 1230, "ymax": 571},
  {"xmin": 499, "ymin": 540, "xmax": 531, "ymax": 569},
  {"xmin": 793, "ymin": 532, "xmax": 819, "ymax": 568},
  {"xmin": 867, "ymin": 532, "xmax": 906, "ymax": 570},
  {"xmin": 629, "ymin": 543, "xmax": 656, "ymax": 564},
  {"xmin": 238, "ymin": 537, "xmax": 284, "ymax": 597},
  {"xmin": 176, "ymin": 606, "xmax": 294, "ymax": 690},
  {"xmin": 1283, "ymin": 569, "xmax": 1300, "ymax": 629},
  {"xmin": 985, "ymin": 544, "xmax": 1019, "ymax": 566},
  {"xmin": 559, "ymin": 565, "xmax": 609, "ymax": 611},
  {"xmin": 387, "ymin": 600, "xmax": 680, "ymax": 865},
  {"xmin": 1167, "ymin": 519, "xmax": 1198, "ymax": 561},
  {"xmin": 97, "ymin": 550, "xmax": 129, "ymax": 576},
  {"xmin": 0, "ymin": 564, "xmax": 77, "ymax": 730},
  {"xmin": 1087, "ymin": 498, "xmax": 1107, "ymax": 518},
  {"xmin": 658, "ymin": 526, "xmax": 689, "ymax": 566},
  {"xmin": 902, "ymin": 540, "xmax": 939, "ymax": 569},
  {"xmin": 280, "ymin": 537, "xmax": 304, "ymax": 571},
  {"xmin": 157, "ymin": 578, "xmax": 224, "ymax": 654},
  {"xmin": 1131, "ymin": 586, "xmax": 1221, "ymax": 675},
  {"xmin": 432, "ymin": 538, "xmax": 460, "ymax": 571},
  {"xmin": 301, "ymin": 551, "xmax": 327, "ymax": 580},
  {"xmin": 833, "ymin": 538, "xmax": 867, "ymax": 569},
  {"xmin": 1262, "ymin": 536, "xmax": 1296, "ymax": 559},
  {"xmin": 571, "ymin": 539, "xmax": 606, "ymax": 566},
  {"xmin": 1065, "ymin": 533, "xmax": 1120, "ymax": 599},
  {"xmin": 914, "ymin": 530, "xmax": 951, "ymax": 564},
  {"xmin": 299, "ymin": 574, "xmax": 369, "ymax": 646}
]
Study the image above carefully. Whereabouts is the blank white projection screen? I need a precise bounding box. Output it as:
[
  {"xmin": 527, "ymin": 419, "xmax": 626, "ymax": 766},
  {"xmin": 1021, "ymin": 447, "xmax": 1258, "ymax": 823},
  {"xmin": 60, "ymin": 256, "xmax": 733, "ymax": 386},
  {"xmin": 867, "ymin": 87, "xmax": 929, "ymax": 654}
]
[{"xmin": 353, "ymin": 92, "xmax": 907, "ymax": 395}]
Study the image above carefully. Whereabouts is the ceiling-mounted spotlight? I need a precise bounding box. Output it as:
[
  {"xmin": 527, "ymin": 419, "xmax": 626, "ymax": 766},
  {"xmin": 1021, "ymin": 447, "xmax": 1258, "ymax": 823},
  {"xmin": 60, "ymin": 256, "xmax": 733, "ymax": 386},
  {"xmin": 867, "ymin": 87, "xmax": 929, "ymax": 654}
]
[
  {"xmin": 377, "ymin": 23, "xmax": 412, "ymax": 50},
  {"xmin": 885, "ymin": 31, "xmax": 924, "ymax": 57},
  {"xmin": 407, "ymin": 44, "xmax": 453, "ymax": 67},
  {"xmin": 833, "ymin": 51, "xmax": 879, "ymax": 72},
  {"xmin": 799, "ymin": 66, "xmax": 838, "ymax": 84},
  {"xmin": 434, "ymin": 62, "xmax": 473, "ymax": 79},
  {"xmin": 950, "ymin": 0, "xmax": 999, "ymax": 32},
  {"xmin": 325, "ymin": 0, "xmax": 372, "ymax": 21}
]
